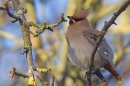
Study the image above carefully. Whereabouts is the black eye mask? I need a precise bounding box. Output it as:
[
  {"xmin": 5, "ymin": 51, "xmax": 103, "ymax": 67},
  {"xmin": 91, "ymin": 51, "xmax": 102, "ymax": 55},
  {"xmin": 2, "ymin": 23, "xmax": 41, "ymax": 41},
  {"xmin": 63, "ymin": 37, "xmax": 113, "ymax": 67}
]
[
  {"xmin": 69, "ymin": 20, "xmax": 73, "ymax": 25},
  {"xmin": 69, "ymin": 17, "xmax": 85, "ymax": 25},
  {"xmin": 74, "ymin": 18, "xmax": 85, "ymax": 22}
]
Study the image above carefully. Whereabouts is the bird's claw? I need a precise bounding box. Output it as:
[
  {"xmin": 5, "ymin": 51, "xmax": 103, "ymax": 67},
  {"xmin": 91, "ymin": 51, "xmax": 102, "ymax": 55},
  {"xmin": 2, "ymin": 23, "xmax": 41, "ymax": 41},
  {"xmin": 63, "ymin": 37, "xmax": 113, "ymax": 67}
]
[
  {"xmin": 84, "ymin": 71, "xmax": 90, "ymax": 79},
  {"xmin": 84, "ymin": 72, "xmax": 87, "ymax": 78}
]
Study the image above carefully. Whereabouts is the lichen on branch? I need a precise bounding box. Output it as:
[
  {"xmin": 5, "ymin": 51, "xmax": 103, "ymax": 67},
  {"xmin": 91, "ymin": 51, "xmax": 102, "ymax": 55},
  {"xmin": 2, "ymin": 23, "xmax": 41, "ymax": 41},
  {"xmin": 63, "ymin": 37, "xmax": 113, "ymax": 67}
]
[
  {"xmin": 0, "ymin": 0, "xmax": 66, "ymax": 86},
  {"xmin": 24, "ymin": 13, "xmax": 67, "ymax": 37}
]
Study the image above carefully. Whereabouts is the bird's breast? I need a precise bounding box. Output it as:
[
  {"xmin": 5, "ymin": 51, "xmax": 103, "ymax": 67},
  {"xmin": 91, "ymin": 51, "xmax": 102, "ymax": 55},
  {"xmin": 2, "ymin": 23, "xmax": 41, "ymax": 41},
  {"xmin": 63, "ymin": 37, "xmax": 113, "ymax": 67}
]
[
  {"xmin": 67, "ymin": 32, "xmax": 93, "ymax": 70},
  {"xmin": 66, "ymin": 30, "xmax": 106, "ymax": 70}
]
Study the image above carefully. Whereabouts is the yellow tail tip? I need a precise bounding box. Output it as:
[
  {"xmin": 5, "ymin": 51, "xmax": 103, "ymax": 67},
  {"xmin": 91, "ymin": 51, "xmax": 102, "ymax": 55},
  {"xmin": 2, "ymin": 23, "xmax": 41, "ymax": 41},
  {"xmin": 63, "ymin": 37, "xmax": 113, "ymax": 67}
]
[{"xmin": 118, "ymin": 78, "xmax": 123, "ymax": 84}]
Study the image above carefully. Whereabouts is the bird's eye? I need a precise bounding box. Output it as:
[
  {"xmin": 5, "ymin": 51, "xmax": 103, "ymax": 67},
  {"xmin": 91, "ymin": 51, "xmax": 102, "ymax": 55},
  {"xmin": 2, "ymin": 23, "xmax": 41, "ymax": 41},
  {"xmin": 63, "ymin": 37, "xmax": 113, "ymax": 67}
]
[{"xmin": 74, "ymin": 18, "xmax": 85, "ymax": 22}]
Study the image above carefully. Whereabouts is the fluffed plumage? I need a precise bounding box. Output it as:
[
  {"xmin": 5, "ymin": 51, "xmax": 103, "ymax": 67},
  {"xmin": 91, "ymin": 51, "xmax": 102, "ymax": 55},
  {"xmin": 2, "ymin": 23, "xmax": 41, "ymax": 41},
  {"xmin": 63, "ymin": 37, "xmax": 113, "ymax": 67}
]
[{"xmin": 66, "ymin": 8, "xmax": 123, "ymax": 84}]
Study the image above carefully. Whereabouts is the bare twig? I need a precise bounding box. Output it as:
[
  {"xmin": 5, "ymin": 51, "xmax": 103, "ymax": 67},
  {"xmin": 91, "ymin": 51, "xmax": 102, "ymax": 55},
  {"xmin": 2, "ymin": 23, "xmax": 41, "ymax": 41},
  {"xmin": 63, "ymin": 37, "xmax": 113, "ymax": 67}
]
[
  {"xmin": 25, "ymin": 13, "xmax": 67, "ymax": 37},
  {"xmin": 9, "ymin": 68, "xmax": 28, "ymax": 79},
  {"xmin": 4, "ymin": 4, "xmax": 20, "ymax": 22},
  {"xmin": 50, "ymin": 75, "xmax": 55, "ymax": 86},
  {"xmin": 20, "ymin": 48, "xmax": 28, "ymax": 55},
  {"xmin": 36, "ymin": 75, "xmax": 44, "ymax": 85},
  {"xmin": 87, "ymin": 0, "xmax": 130, "ymax": 86},
  {"xmin": 36, "ymin": 75, "xmax": 48, "ymax": 86}
]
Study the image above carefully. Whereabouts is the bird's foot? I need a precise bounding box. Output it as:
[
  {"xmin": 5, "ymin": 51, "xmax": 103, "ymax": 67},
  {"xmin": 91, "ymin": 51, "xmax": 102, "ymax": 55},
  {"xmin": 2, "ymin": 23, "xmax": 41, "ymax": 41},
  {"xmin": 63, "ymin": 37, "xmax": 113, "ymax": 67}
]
[
  {"xmin": 84, "ymin": 71, "xmax": 89, "ymax": 78},
  {"xmin": 84, "ymin": 71, "xmax": 92, "ymax": 81},
  {"xmin": 84, "ymin": 65, "xmax": 95, "ymax": 78}
]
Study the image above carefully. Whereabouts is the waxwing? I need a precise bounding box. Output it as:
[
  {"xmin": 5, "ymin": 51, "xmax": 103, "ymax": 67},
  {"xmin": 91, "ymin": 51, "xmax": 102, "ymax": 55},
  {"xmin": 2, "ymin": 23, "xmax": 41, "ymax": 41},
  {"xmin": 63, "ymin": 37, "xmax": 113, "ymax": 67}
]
[{"xmin": 66, "ymin": 8, "xmax": 123, "ymax": 84}]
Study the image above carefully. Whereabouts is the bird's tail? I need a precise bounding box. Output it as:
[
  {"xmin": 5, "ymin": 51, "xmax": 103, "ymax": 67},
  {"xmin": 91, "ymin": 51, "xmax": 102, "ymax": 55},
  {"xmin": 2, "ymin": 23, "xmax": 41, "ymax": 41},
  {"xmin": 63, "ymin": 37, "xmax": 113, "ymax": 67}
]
[
  {"xmin": 115, "ymin": 75, "xmax": 123, "ymax": 84},
  {"xmin": 104, "ymin": 63, "xmax": 123, "ymax": 84}
]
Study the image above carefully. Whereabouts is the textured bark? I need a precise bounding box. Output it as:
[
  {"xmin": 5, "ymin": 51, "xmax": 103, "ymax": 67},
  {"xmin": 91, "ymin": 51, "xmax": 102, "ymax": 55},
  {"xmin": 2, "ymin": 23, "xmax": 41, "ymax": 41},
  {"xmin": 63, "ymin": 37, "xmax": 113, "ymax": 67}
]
[{"xmin": 12, "ymin": 0, "xmax": 34, "ymax": 78}]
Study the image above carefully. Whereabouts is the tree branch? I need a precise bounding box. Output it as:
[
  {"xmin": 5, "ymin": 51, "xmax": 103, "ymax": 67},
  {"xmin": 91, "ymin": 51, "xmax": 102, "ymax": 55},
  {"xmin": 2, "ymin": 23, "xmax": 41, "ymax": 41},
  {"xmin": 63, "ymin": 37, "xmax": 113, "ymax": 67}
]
[
  {"xmin": 25, "ymin": 13, "xmax": 67, "ymax": 37},
  {"xmin": 0, "ymin": 0, "xmax": 66, "ymax": 85},
  {"xmin": 10, "ymin": 68, "xmax": 29, "ymax": 79},
  {"xmin": 87, "ymin": 0, "xmax": 130, "ymax": 86},
  {"xmin": 50, "ymin": 75, "xmax": 55, "ymax": 86},
  {"xmin": 36, "ymin": 75, "xmax": 48, "ymax": 86},
  {"xmin": 11, "ymin": 0, "xmax": 35, "ymax": 85}
]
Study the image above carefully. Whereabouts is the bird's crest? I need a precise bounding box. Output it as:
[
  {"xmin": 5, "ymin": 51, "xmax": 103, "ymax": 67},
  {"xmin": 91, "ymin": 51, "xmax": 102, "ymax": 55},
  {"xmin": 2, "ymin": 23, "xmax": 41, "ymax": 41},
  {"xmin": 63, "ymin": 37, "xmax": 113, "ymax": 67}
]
[{"xmin": 72, "ymin": 8, "xmax": 91, "ymax": 19}]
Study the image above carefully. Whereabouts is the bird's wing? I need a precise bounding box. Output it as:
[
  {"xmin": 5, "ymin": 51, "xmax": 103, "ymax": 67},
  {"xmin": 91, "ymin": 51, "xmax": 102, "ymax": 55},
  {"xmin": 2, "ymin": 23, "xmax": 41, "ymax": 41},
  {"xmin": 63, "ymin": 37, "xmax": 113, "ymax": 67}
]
[{"xmin": 82, "ymin": 29, "xmax": 114, "ymax": 67}]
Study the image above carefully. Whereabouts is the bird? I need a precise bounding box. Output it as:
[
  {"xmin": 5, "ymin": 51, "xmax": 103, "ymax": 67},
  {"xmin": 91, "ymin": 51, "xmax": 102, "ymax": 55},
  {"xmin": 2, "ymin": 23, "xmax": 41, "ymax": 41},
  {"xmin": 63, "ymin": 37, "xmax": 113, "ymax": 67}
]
[{"xmin": 66, "ymin": 8, "xmax": 123, "ymax": 84}]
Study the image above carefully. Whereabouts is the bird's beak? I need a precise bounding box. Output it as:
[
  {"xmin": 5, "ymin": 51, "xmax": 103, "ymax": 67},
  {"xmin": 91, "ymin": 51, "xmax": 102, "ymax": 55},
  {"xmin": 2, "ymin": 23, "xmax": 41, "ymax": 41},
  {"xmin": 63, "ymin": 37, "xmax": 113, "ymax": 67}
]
[
  {"xmin": 67, "ymin": 16, "xmax": 75, "ymax": 22},
  {"xmin": 67, "ymin": 16, "xmax": 72, "ymax": 20}
]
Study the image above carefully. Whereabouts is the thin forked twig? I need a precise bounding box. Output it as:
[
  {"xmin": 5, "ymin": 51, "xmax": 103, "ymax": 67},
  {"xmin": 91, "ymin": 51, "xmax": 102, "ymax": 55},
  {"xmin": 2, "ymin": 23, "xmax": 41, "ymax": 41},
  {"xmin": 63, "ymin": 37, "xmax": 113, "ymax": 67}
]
[{"xmin": 87, "ymin": 0, "xmax": 130, "ymax": 86}]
